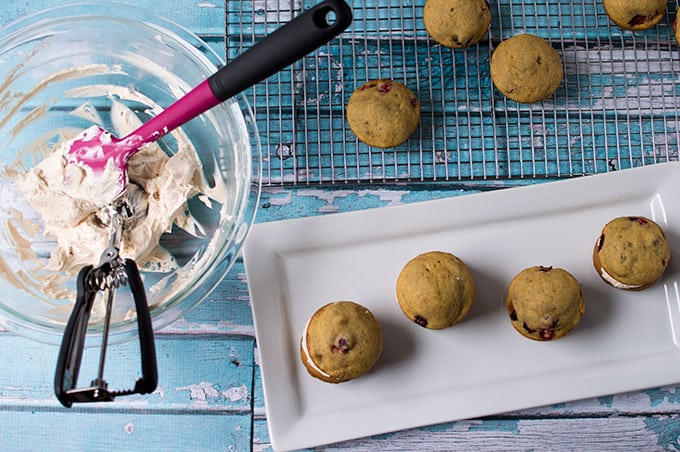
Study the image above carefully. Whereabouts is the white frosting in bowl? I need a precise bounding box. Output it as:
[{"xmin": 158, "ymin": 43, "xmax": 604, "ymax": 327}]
[
  {"xmin": 0, "ymin": 5, "xmax": 259, "ymax": 344},
  {"xmin": 15, "ymin": 97, "xmax": 225, "ymax": 276}
]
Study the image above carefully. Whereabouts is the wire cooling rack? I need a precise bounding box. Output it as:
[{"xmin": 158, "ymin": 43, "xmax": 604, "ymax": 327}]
[{"xmin": 226, "ymin": 0, "xmax": 680, "ymax": 185}]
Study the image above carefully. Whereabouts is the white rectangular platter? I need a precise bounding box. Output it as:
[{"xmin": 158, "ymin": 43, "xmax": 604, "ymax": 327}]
[{"xmin": 243, "ymin": 162, "xmax": 680, "ymax": 451}]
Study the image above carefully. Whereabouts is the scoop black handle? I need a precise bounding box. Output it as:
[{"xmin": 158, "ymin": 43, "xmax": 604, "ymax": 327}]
[
  {"xmin": 54, "ymin": 259, "xmax": 157, "ymax": 407},
  {"xmin": 208, "ymin": 0, "xmax": 353, "ymax": 101},
  {"xmin": 54, "ymin": 265, "xmax": 96, "ymax": 408}
]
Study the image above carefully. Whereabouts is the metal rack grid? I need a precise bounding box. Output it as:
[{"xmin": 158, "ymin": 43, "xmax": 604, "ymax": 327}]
[{"xmin": 226, "ymin": 0, "xmax": 680, "ymax": 185}]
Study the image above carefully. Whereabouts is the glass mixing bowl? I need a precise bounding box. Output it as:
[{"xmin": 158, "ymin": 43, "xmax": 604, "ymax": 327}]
[{"xmin": 0, "ymin": 3, "xmax": 261, "ymax": 344}]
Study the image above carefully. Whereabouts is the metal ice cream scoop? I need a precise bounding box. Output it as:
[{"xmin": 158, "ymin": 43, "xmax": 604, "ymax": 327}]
[
  {"xmin": 65, "ymin": 0, "xmax": 352, "ymax": 203},
  {"xmin": 54, "ymin": 183, "xmax": 156, "ymax": 407}
]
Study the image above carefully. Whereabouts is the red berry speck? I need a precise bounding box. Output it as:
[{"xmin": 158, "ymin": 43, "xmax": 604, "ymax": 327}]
[
  {"xmin": 330, "ymin": 337, "xmax": 350, "ymax": 354},
  {"xmin": 378, "ymin": 82, "xmax": 392, "ymax": 93},
  {"xmin": 628, "ymin": 15, "xmax": 648, "ymax": 27},
  {"xmin": 538, "ymin": 328, "xmax": 555, "ymax": 340},
  {"xmin": 628, "ymin": 216, "xmax": 648, "ymax": 225},
  {"xmin": 414, "ymin": 315, "xmax": 428, "ymax": 327}
]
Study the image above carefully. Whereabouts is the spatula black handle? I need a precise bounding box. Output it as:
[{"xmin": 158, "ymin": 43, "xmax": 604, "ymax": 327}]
[{"xmin": 208, "ymin": 0, "xmax": 352, "ymax": 102}]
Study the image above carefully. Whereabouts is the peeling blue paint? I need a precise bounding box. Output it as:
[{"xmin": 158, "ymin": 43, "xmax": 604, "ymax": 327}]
[
  {"xmin": 644, "ymin": 387, "xmax": 680, "ymax": 408},
  {"xmin": 257, "ymin": 187, "xmax": 485, "ymax": 223},
  {"xmin": 644, "ymin": 416, "xmax": 680, "ymax": 450},
  {"xmin": 369, "ymin": 431, "xmax": 400, "ymax": 441},
  {"xmin": 467, "ymin": 419, "xmax": 521, "ymax": 435},
  {"xmin": 598, "ymin": 395, "xmax": 615, "ymax": 408},
  {"xmin": 419, "ymin": 422, "xmax": 459, "ymax": 433},
  {"xmin": 402, "ymin": 188, "xmax": 473, "ymax": 204}
]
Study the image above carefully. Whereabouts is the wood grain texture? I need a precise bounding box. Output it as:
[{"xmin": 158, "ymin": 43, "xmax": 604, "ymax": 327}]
[
  {"xmin": 2, "ymin": 0, "xmax": 680, "ymax": 451},
  {"xmin": 0, "ymin": 333, "xmax": 254, "ymax": 412},
  {"xmin": 3, "ymin": 411, "xmax": 251, "ymax": 452},
  {"xmin": 253, "ymin": 415, "xmax": 680, "ymax": 451},
  {"xmin": 0, "ymin": 0, "xmax": 225, "ymax": 34}
]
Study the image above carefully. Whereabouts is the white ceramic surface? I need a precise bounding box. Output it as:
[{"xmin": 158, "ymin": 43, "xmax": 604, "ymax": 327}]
[{"xmin": 244, "ymin": 162, "xmax": 680, "ymax": 451}]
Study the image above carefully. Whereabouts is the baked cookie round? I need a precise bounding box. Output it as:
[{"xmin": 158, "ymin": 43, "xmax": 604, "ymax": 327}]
[
  {"xmin": 673, "ymin": 12, "xmax": 680, "ymax": 45},
  {"xmin": 490, "ymin": 33, "xmax": 563, "ymax": 104},
  {"xmin": 423, "ymin": 0, "xmax": 491, "ymax": 48},
  {"xmin": 300, "ymin": 301, "xmax": 382, "ymax": 383},
  {"xmin": 506, "ymin": 266, "xmax": 584, "ymax": 341},
  {"xmin": 593, "ymin": 216, "xmax": 671, "ymax": 291},
  {"xmin": 347, "ymin": 79, "xmax": 420, "ymax": 148},
  {"xmin": 396, "ymin": 251, "xmax": 475, "ymax": 330},
  {"xmin": 603, "ymin": 0, "xmax": 667, "ymax": 31}
]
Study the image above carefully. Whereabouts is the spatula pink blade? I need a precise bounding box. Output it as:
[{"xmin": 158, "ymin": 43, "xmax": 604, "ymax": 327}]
[
  {"xmin": 64, "ymin": 0, "xmax": 352, "ymax": 202},
  {"xmin": 65, "ymin": 80, "xmax": 220, "ymax": 197}
]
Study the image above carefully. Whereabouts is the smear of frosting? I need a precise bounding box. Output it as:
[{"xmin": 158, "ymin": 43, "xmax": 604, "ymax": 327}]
[
  {"xmin": 15, "ymin": 98, "xmax": 208, "ymax": 275},
  {"xmin": 0, "ymin": 33, "xmax": 244, "ymax": 333},
  {"xmin": 6, "ymin": 86, "xmax": 230, "ymax": 303}
]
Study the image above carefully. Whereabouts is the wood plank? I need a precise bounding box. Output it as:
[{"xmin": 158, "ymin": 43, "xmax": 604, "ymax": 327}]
[
  {"xmin": 157, "ymin": 260, "xmax": 255, "ymax": 336},
  {"xmin": 0, "ymin": 0, "xmax": 225, "ymax": 35},
  {"xmin": 2, "ymin": 411, "xmax": 251, "ymax": 452},
  {"xmin": 257, "ymin": 185, "xmax": 485, "ymax": 221},
  {"xmin": 0, "ymin": 333, "xmax": 254, "ymax": 412},
  {"xmin": 253, "ymin": 415, "xmax": 680, "ymax": 451},
  {"xmin": 0, "ymin": 1, "xmax": 226, "ymax": 61},
  {"xmin": 253, "ymin": 345, "xmax": 266, "ymax": 417}
]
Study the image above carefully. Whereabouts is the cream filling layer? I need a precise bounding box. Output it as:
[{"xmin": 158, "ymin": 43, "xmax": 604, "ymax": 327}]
[
  {"xmin": 300, "ymin": 318, "xmax": 331, "ymax": 378},
  {"xmin": 600, "ymin": 267, "xmax": 643, "ymax": 290}
]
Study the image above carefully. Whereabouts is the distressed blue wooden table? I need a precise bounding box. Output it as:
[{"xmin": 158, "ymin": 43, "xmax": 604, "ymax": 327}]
[{"xmin": 2, "ymin": 0, "xmax": 680, "ymax": 450}]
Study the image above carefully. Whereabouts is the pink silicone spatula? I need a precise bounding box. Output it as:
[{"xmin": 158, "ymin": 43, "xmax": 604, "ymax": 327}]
[{"xmin": 66, "ymin": 0, "xmax": 352, "ymax": 199}]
